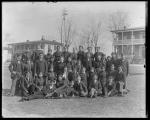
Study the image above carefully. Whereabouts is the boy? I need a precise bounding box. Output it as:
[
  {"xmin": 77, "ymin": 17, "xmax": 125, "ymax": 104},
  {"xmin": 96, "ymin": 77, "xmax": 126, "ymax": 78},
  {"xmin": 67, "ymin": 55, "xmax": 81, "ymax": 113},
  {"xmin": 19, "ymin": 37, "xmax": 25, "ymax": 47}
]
[
  {"xmin": 115, "ymin": 66, "xmax": 126, "ymax": 96},
  {"xmin": 106, "ymin": 76, "xmax": 117, "ymax": 97},
  {"xmin": 76, "ymin": 60, "xmax": 83, "ymax": 73},
  {"xmin": 56, "ymin": 56, "xmax": 65, "ymax": 75},
  {"xmin": 66, "ymin": 56, "xmax": 73, "ymax": 72},
  {"xmin": 79, "ymin": 67, "xmax": 87, "ymax": 87},
  {"xmin": 99, "ymin": 66, "xmax": 108, "ymax": 97},
  {"xmin": 108, "ymin": 64, "xmax": 117, "ymax": 81},
  {"xmin": 73, "ymin": 75, "xmax": 88, "ymax": 97},
  {"xmin": 89, "ymin": 74, "xmax": 101, "ymax": 98},
  {"xmin": 47, "ymin": 66, "xmax": 56, "ymax": 85}
]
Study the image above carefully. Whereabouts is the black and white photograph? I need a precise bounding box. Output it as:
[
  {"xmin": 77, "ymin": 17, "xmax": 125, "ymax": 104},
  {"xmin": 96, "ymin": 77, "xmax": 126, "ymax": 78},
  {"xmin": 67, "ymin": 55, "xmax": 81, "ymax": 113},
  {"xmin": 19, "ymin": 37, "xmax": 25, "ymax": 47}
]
[{"xmin": 2, "ymin": 2, "xmax": 146, "ymax": 117}]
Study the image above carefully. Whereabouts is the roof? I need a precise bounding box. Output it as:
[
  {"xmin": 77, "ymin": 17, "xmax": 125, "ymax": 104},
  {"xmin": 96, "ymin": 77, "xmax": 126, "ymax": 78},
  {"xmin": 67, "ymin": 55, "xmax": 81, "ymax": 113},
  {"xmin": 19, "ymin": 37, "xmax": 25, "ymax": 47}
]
[
  {"xmin": 8, "ymin": 40, "xmax": 63, "ymax": 46},
  {"xmin": 111, "ymin": 26, "xmax": 145, "ymax": 33}
]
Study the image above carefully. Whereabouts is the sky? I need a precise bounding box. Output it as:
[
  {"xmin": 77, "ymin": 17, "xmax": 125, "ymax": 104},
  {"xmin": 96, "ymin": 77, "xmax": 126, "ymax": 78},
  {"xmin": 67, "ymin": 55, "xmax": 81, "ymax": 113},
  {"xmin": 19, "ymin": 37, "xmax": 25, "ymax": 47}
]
[{"xmin": 2, "ymin": 2, "xmax": 146, "ymax": 55}]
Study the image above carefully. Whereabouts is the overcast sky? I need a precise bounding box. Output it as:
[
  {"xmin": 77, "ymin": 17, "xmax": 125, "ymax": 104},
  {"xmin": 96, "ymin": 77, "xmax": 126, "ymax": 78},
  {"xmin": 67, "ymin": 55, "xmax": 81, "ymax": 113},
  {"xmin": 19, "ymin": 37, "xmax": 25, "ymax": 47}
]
[{"xmin": 2, "ymin": 2, "xmax": 146, "ymax": 54}]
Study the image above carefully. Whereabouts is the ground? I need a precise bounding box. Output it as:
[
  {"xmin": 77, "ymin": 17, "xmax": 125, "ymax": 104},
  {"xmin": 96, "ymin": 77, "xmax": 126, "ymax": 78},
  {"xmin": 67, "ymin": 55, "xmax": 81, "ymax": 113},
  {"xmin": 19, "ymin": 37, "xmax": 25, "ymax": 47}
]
[{"xmin": 2, "ymin": 63, "xmax": 146, "ymax": 118}]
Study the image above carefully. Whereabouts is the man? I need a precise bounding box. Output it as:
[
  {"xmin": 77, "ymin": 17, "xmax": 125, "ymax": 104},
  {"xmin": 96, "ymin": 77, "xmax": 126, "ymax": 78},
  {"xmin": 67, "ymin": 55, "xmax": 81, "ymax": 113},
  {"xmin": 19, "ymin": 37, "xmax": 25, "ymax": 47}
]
[
  {"xmin": 120, "ymin": 54, "xmax": 129, "ymax": 90},
  {"xmin": 99, "ymin": 66, "xmax": 107, "ymax": 97},
  {"xmin": 72, "ymin": 48, "xmax": 77, "ymax": 69},
  {"xmin": 34, "ymin": 53, "xmax": 48, "ymax": 85},
  {"xmin": 53, "ymin": 45, "xmax": 62, "ymax": 63},
  {"xmin": 73, "ymin": 75, "xmax": 88, "ymax": 97},
  {"xmin": 93, "ymin": 47, "xmax": 103, "ymax": 61},
  {"xmin": 115, "ymin": 66, "xmax": 126, "ymax": 96},
  {"xmin": 56, "ymin": 56, "xmax": 65, "ymax": 75},
  {"xmin": 45, "ymin": 49, "xmax": 53, "ymax": 64},
  {"xmin": 84, "ymin": 52, "xmax": 93, "ymax": 72},
  {"xmin": 8, "ymin": 54, "xmax": 24, "ymax": 96},
  {"xmin": 108, "ymin": 64, "xmax": 117, "ymax": 81},
  {"xmin": 62, "ymin": 46, "xmax": 70, "ymax": 64},
  {"xmin": 77, "ymin": 45, "xmax": 85, "ymax": 65},
  {"xmin": 111, "ymin": 52, "xmax": 118, "ymax": 70},
  {"xmin": 85, "ymin": 47, "xmax": 94, "ymax": 61}
]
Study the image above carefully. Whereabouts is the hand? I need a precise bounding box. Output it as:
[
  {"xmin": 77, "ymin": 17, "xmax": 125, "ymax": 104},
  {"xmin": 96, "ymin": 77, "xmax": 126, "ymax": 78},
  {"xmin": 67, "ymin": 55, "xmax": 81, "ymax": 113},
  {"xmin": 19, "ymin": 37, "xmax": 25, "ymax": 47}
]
[{"xmin": 12, "ymin": 71, "xmax": 16, "ymax": 74}]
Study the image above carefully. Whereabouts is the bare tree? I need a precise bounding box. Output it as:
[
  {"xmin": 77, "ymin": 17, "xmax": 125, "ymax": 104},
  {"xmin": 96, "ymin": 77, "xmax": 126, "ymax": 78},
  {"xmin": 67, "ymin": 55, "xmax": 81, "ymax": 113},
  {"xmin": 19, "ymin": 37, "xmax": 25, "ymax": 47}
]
[
  {"xmin": 108, "ymin": 10, "xmax": 130, "ymax": 31},
  {"xmin": 59, "ymin": 9, "xmax": 76, "ymax": 51}
]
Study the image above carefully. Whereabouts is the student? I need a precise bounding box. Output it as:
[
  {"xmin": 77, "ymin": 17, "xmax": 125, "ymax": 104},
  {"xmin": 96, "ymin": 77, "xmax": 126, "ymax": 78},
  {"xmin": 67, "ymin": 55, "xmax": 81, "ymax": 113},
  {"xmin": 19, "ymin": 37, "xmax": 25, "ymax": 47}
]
[
  {"xmin": 34, "ymin": 53, "xmax": 48, "ymax": 79},
  {"xmin": 85, "ymin": 47, "xmax": 94, "ymax": 62},
  {"xmin": 111, "ymin": 52, "xmax": 118, "ymax": 70},
  {"xmin": 106, "ymin": 76, "xmax": 117, "ymax": 97},
  {"xmin": 99, "ymin": 66, "xmax": 108, "ymax": 97},
  {"xmin": 53, "ymin": 45, "xmax": 62, "ymax": 63},
  {"xmin": 20, "ymin": 72, "xmax": 46, "ymax": 101},
  {"xmin": 73, "ymin": 75, "xmax": 88, "ymax": 97},
  {"xmin": 84, "ymin": 53, "xmax": 93, "ymax": 72},
  {"xmin": 115, "ymin": 66, "xmax": 126, "ymax": 96},
  {"xmin": 77, "ymin": 45, "xmax": 85, "ymax": 65},
  {"xmin": 45, "ymin": 49, "xmax": 53, "ymax": 65},
  {"xmin": 89, "ymin": 74, "xmax": 101, "ymax": 98},
  {"xmin": 93, "ymin": 47, "xmax": 103, "ymax": 61},
  {"xmin": 56, "ymin": 56, "xmax": 65, "ymax": 75},
  {"xmin": 108, "ymin": 64, "xmax": 117, "ymax": 81},
  {"xmin": 106, "ymin": 56, "xmax": 112, "ymax": 73},
  {"xmin": 8, "ymin": 54, "xmax": 24, "ymax": 96},
  {"xmin": 87, "ymin": 67, "xmax": 96, "ymax": 92},
  {"xmin": 68, "ymin": 68, "xmax": 78, "ymax": 82},
  {"xmin": 79, "ymin": 67, "xmax": 87, "ymax": 87},
  {"xmin": 66, "ymin": 56, "xmax": 73, "ymax": 72},
  {"xmin": 76, "ymin": 60, "xmax": 83, "ymax": 73},
  {"xmin": 47, "ymin": 66, "xmax": 56, "ymax": 85},
  {"xmin": 62, "ymin": 46, "xmax": 70, "ymax": 64}
]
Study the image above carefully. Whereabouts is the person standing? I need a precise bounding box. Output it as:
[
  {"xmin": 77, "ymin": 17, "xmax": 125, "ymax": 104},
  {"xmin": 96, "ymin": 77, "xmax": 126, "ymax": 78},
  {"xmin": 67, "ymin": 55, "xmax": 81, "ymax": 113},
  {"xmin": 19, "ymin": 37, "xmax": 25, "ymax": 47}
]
[
  {"xmin": 77, "ymin": 45, "xmax": 85, "ymax": 65},
  {"xmin": 8, "ymin": 54, "xmax": 24, "ymax": 96}
]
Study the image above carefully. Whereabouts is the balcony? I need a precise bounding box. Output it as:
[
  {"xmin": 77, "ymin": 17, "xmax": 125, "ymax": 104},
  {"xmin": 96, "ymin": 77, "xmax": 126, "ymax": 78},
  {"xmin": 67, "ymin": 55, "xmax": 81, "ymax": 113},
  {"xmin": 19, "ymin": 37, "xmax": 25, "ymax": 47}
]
[{"xmin": 113, "ymin": 38, "xmax": 145, "ymax": 45}]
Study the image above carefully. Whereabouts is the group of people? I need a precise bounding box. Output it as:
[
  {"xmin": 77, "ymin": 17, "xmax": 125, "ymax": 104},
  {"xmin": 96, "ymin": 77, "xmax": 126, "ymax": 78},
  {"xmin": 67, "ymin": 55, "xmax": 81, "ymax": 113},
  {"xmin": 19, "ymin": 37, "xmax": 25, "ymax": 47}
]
[{"xmin": 8, "ymin": 45, "xmax": 129, "ymax": 102}]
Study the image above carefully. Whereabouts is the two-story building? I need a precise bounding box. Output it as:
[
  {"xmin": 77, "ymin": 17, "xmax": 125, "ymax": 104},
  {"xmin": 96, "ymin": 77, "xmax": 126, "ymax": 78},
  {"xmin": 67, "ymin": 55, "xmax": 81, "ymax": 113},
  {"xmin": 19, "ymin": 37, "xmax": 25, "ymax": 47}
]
[
  {"xmin": 111, "ymin": 27, "xmax": 145, "ymax": 64},
  {"xmin": 4, "ymin": 38, "xmax": 63, "ymax": 61}
]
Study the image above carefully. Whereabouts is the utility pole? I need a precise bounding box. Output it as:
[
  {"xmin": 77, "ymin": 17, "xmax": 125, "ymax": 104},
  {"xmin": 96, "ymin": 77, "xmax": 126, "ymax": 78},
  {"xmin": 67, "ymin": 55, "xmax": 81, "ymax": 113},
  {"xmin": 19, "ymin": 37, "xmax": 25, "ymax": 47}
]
[{"xmin": 61, "ymin": 9, "xmax": 68, "ymax": 46}]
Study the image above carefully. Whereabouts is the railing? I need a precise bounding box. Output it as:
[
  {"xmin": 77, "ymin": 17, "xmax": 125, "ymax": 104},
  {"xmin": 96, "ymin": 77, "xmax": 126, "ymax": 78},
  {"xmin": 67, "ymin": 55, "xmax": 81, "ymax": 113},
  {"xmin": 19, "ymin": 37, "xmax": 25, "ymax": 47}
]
[{"xmin": 113, "ymin": 39, "xmax": 145, "ymax": 45}]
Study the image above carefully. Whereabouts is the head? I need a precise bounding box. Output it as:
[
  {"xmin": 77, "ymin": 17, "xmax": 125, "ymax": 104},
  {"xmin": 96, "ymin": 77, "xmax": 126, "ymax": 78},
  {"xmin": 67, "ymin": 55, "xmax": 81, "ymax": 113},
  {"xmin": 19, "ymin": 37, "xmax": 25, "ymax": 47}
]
[
  {"xmin": 93, "ymin": 74, "xmax": 98, "ymax": 82},
  {"xmin": 118, "ymin": 66, "xmax": 123, "ymax": 73},
  {"xmin": 73, "ymin": 48, "xmax": 76, "ymax": 53},
  {"xmin": 63, "ymin": 46, "xmax": 67, "ymax": 52},
  {"xmin": 97, "ymin": 55, "xmax": 102, "ymax": 61},
  {"xmin": 56, "ymin": 46, "xmax": 60, "ymax": 52},
  {"xmin": 73, "ymin": 68, "xmax": 77, "ymax": 73},
  {"xmin": 77, "ymin": 75, "xmax": 81, "ymax": 83},
  {"xmin": 50, "ymin": 66, "xmax": 54, "ymax": 72},
  {"xmin": 51, "ymin": 56, "xmax": 54, "ymax": 62},
  {"xmin": 64, "ymin": 67, "xmax": 68, "ymax": 72},
  {"xmin": 39, "ymin": 72, "xmax": 43, "ymax": 78},
  {"xmin": 108, "ymin": 76, "xmax": 114, "ymax": 85},
  {"xmin": 117, "ymin": 53, "xmax": 121, "ymax": 59},
  {"xmin": 17, "ymin": 55, "xmax": 22, "ymax": 61},
  {"xmin": 101, "ymin": 66, "xmax": 105, "ymax": 72},
  {"xmin": 68, "ymin": 56, "xmax": 72, "ymax": 62},
  {"xmin": 60, "ymin": 56, "xmax": 64, "ymax": 63},
  {"xmin": 110, "ymin": 64, "xmax": 115, "ymax": 71},
  {"xmin": 48, "ymin": 49, "xmax": 52, "ymax": 54},
  {"xmin": 87, "ymin": 47, "xmax": 92, "ymax": 53},
  {"xmin": 82, "ymin": 67, "xmax": 86, "ymax": 73},
  {"xmin": 95, "ymin": 47, "xmax": 100, "ymax": 53},
  {"xmin": 69, "ymin": 80, "xmax": 74, "ymax": 87},
  {"xmin": 39, "ymin": 53, "xmax": 44, "ymax": 60},
  {"xmin": 77, "ymin": 60, "xmax": 81, "ymax": 66},
  {"xmin": 111, "ymin": 52, "xmax": 116, "ymax": 59},
  {"xmin": 121, "ymin": 53, "xmax": 125, "ymax": 60},
  {"xmin": 87, "ymin": 53, "xmax": 91, "ymax": 59},
  {"xmin": 90, "ymin": 67, "xmax": 95, "ymax": 73},
  {"xmin": 107, "ymin": 56, "xmax": 111, "ymax": 61},
  {"xmin": 58, "ymin": 74, "xmax": 63, "ymax": 81},
  {"xmin": 79, "ymin": 45, "xmax": 83, "ymax": 51}
]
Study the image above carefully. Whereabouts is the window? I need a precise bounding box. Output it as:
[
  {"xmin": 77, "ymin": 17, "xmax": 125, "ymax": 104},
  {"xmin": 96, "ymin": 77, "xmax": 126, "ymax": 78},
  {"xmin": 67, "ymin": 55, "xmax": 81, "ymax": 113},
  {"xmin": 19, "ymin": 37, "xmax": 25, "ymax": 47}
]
[
  {"xmin": 123, "ymin": 32, "xmax": 132, "ymax": 40},
  {"xmin": 118, "ymin": 33, "xmax": 122, "ymax": 40}
]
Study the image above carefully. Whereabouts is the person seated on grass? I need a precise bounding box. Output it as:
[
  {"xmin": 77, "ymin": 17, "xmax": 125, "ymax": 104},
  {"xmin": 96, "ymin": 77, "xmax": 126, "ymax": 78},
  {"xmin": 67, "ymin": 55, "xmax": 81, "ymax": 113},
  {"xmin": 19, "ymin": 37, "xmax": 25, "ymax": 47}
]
[
  {"xmin": 79, "ymin": 67, "xmax": 88, "ymax": 87},
  {"xmin": 47, "ymin": 66, "xmax": 56, "ymax": 85},
  {"xmin": 106, "ymin": 76, "xmax": 117, "ymax": 97},
  {"xmin": 73, "ymin": 75, "xmax": 88, "ymax": 97},
  {"xmin": 115, "ymin": 66, "xmax": 127, "ymax": 97},
  {"xmin": 19, "ymin": 72, "xmax": 46, "ymax": 101},
  {"xmin": 88, "ymin": 74, "xmax": 102, "ymax": 98}
]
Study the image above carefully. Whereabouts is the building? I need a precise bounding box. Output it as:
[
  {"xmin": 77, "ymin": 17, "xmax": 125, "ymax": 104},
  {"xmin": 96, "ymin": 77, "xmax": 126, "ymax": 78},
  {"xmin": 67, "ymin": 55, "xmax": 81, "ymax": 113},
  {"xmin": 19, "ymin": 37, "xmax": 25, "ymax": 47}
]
[
  {"xmin": 111, "ymin": 27, "xmax": 145, "ymax": 64},
  {"xmin": 5, "ymin": 38, "xmax": 63, "ymax": 61}
]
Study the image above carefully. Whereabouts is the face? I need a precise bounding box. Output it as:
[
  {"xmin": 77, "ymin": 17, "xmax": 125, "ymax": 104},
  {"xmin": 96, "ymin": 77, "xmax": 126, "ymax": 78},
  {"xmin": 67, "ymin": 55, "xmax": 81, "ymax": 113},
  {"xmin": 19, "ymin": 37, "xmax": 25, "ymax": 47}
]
[
  {"xmin": 98, "ymin": 55, "xmax": 101, "ymax": 60},
  {"xmin": 118, "ymin": 67, "xmax": 122, "ymax": 72},
  {"xmin": 48, "ymin": 50, "xmax": 52, "ymax": 54},
  {"xmin": 39, "ymin": 54, "xmax": 43, "ymax": 60},
  {"xmin": 112, "ymin": 54, "xmax": 116, "ymax": 59},
  {"xmin": 58, "ymin": 76, "xmax": 63, "ymax": 81},
  {"xmin": 50, "ymin": 67, "xmax": 53, "ymax": 72},
  {"xmin": 79, "ymin": 46, "xmax": 82, "ymax": 51},
  {"xmin": 57, "ymin": 46, "xmax": 60, "ymax": 51},
  {"xmin": 102, "ymin": 67, "xmax": 105, "ymax": 71},
  {"xmin": 63, "ymin": 47, "xmax": 67, "ymax": 52},
  {"xmin": 17, "ymin": 56, "xmax": 21, "ymax": 61},
  {"xmin": 64, "ymin": 67, "xmax": 67, "ymax": 72},
  {"xmin": 111, "ymin": 64, "xmax": 115, "ymax": 71},
  {"xmin": 91, "ymin": 68, "xmax": 94, "ymax": 72},
  {"xmin": 108, "ymin": 78, "xmax": 113, "ymax": 85},
  {"xmin": 107, "ymin": 56, "xmax": 111, "ymax": 61},
  {"xmin": 82, "ymin": 68, "xmax": 86, "ymax": 73},
  {"xmin": 117, "ymin": 54, "xmax": 121, "ymax": 59},
  {"xmin": 93, "ymin": 75, "xmax": 97, "ymax": 81},
  {"xmin": 77, "ymin": 76, "xmax": 81, "ymax": 83},
  {"xmin": 68, "ymin": 57, "xmax": 71, "ymax": 62},
  {"xmin": 60, "ymin": 57, "xmax": 64, "ymax": 62}
]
